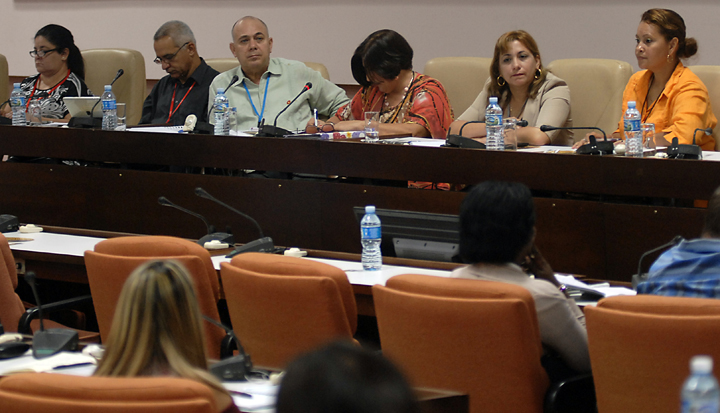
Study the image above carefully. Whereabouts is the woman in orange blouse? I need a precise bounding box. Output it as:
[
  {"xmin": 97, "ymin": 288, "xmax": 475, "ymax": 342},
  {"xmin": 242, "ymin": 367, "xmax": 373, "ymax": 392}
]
[{"xmin": 577, "ymin": 9, "xmax": 716, "ymax": 150}]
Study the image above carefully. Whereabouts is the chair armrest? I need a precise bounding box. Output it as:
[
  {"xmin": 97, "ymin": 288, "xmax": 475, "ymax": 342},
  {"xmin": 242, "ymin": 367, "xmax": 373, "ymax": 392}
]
[
  {"xmin": 18, "ymin": 295, "xmax": 93, "ymax": 335},
  {"xmin": 544, "ymin": 373, "xmax": 596, "ymax": 413}
]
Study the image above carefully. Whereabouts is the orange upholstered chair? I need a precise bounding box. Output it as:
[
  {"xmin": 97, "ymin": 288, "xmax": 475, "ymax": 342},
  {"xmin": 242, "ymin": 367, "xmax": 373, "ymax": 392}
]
[
  {"xmin": 0, "ymin": 373, "xmax": 215, "ymax": 413},
  {"xmin": 84, "ymin": 236, "xmax": 225, "ymax": 359},
  {"xmin": 0, "ymin": 233, "xmax": 97, "ymax": 341},
  {"xmin": 586, "ymin": 295, "xmax": 720, "ymax": 413},
  {"xmin": 374, "ymin": 274, "xmax": 549, "ymax": 413},
  {"xmin": 221, "ymin": 253, "xmax": 357, "ymax": 369}
]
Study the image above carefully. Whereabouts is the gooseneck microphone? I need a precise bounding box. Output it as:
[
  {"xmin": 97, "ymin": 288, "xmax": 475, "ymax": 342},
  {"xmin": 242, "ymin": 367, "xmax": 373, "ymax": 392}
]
[
  {"xmin": 207, "ymin": 75, "xmax": 240, "ymax": 121},
  {"xmin": 193, "ymin": 187, "xmax": 274, "ymax": 257},
  {"xmin": 25, "ymin": 271, "xmax": 79, "ymax": 359},
  {"xmin": 666, "ymin": 128, "xmax": 709, "ymax": 160},
  {"xmin": 69, "ymin": 68, "xmax": 125, "ymax": 129},
  {"xmin": 541, "ymin": 125, "xmax": 613, "ymax": 155},
  {"xmin": 632, "ymin": 235, "xmax": 684, "ymax": 289},
  {"xmin": 157, "ymin": 196, "xmax": 235, "ymax": 246},
  {"xmin": 204, "ymin": 315, "xmax": 253, "ymax": 381},
  {"xmin": 257, "ymin": 82, "xmax": 313, "ymax": 137},
  {"xmin": 87, "ymin": 69, "xmax": 125, "ymax": 117}
]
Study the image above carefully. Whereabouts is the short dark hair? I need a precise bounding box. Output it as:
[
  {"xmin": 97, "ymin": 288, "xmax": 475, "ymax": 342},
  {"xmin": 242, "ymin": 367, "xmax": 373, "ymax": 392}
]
[
  {"xmin": 703, "ymin": 186, "xmax": 720, "ymax": 238},
  {"xmin": 459, "ymin": 181, "xmax": 536, "ymax": 264},
  {"xmin": 35, "ymin": 24, "xmax": 85, "ymax": 80},
  {"xmin": 351, "ymin": 29, "xmax": 413, "ymax": 88},
  {"xmin": 641, "ymin": 8, "xmax": 697, "ymax": 59},
  {"xmin": 276, "ymin": 341, "xmax": 420, "ymax": 413}
]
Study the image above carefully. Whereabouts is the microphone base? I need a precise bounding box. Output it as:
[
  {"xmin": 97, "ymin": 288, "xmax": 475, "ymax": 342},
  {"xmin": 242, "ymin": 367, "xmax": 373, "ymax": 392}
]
[
  {"xmin": 191, "ymin": 121, "xmax": 214, "ymax": 135},
  {"xmin": 667, "ymin": 144, "xmax": 702, "ymax": 160},
  {"xmin": 68, "ymin": 116, "xmax": 102, "ymax": 129},
  {"xmin": 32, "ymin": 328, "xmax": 79, "ymax": 359},
  {"xmin": 210, "ymin": 354, "xmax": 252, "ymax": 382},
  {"xmin": 444, "ymin": 134, "xmax": 486, "ymax": 149},
  {"xmin": 0, "ymin": 214, "xmax": 19, "ymax": 233},
  {"xmin": 198, "ymin": 233, "xmax": 235, "ymax": 246},
  {"xmin": 225, "ymin": 237, "xmax": 275, "ymax": 258},
  {"xmin": 257, "ymin": 125, "xmax": 290, "ymax": 137}
]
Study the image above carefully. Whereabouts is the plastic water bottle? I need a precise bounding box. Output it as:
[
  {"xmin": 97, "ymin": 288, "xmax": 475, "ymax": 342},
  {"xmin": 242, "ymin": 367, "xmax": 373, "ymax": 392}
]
[
  {"xmin": 10, "ymin": 83, "xmax": 26, "ymax": 126},
  {"xmin": 485, "ymin": 96, "xmax": 503, "ymax": 150},
  {"xmin": 360, "ymin": 205, "xmax": 382, "ymax": 271},
  {"xmin": 101, "ymin": 85, "xmax": 117, "ymax": 131},
  {"xmin": 682, "ymin": 355, "xmax": 720, "ymax": 413},
  {"xmin": 624, "ymin": 101, "xmax": 642, "ymax": 157},
  {"xmin": 213, "ymin": 88, "xmax": 229, "ymax": 136}
]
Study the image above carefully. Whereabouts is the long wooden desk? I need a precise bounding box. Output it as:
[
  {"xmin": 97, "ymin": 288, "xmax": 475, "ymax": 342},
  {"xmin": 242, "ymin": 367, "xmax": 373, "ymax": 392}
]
[{"xmin": 1, "ymin": 125, "xmax": 718, "ymax": 281}]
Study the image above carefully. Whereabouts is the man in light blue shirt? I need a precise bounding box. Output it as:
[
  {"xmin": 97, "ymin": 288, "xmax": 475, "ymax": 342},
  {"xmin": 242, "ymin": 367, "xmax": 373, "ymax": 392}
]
[
  {"xmin": 637, "ymin": 186, "xmax": 720, "ymax": 298},
  {"xmin": 209, "ymin": 16, "xmax": 349, "ymax": 133}
]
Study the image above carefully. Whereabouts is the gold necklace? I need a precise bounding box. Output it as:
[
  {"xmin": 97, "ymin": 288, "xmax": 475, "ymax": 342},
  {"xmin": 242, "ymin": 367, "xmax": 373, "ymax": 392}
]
[{"xmin": 384, "ymin": 71, "xmax": 415, "ymax": 108}]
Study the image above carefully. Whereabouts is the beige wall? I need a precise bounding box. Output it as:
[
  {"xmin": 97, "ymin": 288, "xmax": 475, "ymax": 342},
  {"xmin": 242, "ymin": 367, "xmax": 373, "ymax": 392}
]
[{"xmin": 1, "ymin": 0, "xmax": 719, "ymax": 86}]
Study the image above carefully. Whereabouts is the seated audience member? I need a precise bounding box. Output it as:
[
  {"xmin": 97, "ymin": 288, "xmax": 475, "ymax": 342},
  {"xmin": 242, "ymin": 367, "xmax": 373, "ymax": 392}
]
[
  {"xmin": 575, "ymin": 8, "xmax": 716, "ymax": 150},
  {"xmin": 452, "ymin": 181, "xmax": 590, "ymax": 378},
  {"xmin": 638, "ymin": 186, "xmax": 720, "ymax": 297},
  {"xmin": 94, "ymin": 260, "xmax": 239, "ymax": 413},
  {"xmin": 140, "ymin": 20, "xmax": 220, "ymax": 125},
  {"xmin": 310, "ymin": 29, "xmax": 453, "ymax": 139},
  {"xmin": 450, "ymin": 30, "xmax": 572, "ymax": 146},
  {"xmin": 1, "ymin": 24, "xmax": 91, "ymax": 121},
  {"xmin": 275, "ymin": 341, "xmax": 420, "ymax": 413},
  {"xmin": 209, "ymin": 16, "xmax": 348, "ymax": 132}
]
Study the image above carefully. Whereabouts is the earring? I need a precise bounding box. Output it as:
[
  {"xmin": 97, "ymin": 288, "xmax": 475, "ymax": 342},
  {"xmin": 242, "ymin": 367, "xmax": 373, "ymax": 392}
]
[
  {"xmin": 667, "ymin": 54, "xmax": 671, "ymax": 62},
  {"xmin": 535, "ymin": 69, "xmax": 541, "ymax": 80},
  {"xmin": 497, "ymin": 76, "xmax": 506, "ymax": 87}
]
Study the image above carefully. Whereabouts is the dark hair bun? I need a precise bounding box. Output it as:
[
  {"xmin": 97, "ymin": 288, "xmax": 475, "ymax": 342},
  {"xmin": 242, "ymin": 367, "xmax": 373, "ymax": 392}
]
[{"xmin": 682, "ymin": 37, "xmax": 698, "ymax": 59}]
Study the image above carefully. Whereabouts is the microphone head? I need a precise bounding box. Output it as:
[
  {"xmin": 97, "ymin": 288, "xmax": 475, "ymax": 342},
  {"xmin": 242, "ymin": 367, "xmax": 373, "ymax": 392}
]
[
  {"xmin": 117, "ymin": 69, "xmax": 124, "ymax": 77},
  {"xmin": 195, "ymin": 187, "xmax": 209, "ymax": 198},
  {"xmin": 706, "ymin": 128, "xmax": 713, "ymax": 135},
  {"xmin": 158, "ymin": 196, "xmax": 171, "ymax": 206},
  {"xmin": 516, "ymin": 120, "xmax": 528, "ymax": 127},
  {"xmin": 305, "ymin": 82, "xmax": 312, "ymax": 90},
  {"xmin": 24, "ymin": 271, "xmax": 36, "ymax": 286},
  {"xmin": 539, "ymin": 125, "xmax": 552, "ymax": 132}
]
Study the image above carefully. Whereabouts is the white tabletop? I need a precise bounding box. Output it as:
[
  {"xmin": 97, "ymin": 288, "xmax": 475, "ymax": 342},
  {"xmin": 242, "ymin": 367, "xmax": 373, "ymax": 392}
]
[{"xmin": 6, "ymin": 231, "xmax": 105, "ymax": 257}]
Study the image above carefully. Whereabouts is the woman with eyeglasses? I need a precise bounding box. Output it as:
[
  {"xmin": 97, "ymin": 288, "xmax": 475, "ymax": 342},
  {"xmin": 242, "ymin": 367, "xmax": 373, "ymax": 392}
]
[
  {"xmin": 307, "ymin": 29, "xmax": 453, "ymax": 140},
  {"xmin": 1, "ymin": 24, "xmax": 91, "ymax": 121}
]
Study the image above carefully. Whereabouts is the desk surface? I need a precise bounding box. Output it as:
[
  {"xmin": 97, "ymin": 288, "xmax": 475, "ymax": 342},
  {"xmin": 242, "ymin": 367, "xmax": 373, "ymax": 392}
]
[{"xmin": 1, "ymin": 125, "xmax": 717, "ymax": 281}]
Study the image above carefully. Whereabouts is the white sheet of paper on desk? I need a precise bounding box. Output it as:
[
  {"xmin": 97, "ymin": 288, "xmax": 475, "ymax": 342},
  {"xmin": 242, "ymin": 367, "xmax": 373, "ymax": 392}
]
[
  {"xmin": 0, "ymin": 351, "xmax": 96, "ymax": 375},
  {"xmin": 224, "ymin": 380, "xmax": 278, "ymax": 411},
  {"xmin": 555, "ymin": 274, "xmax": 636, "ymax": 297}
]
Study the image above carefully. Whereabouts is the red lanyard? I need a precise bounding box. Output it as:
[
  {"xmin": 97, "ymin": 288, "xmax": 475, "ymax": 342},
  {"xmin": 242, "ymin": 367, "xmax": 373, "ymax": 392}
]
[
  {"xmin": 26, "ymin": 69, "xmax": 71, "ymax": 110},
  {"xmin": 167, "ymin": 81, "xmax": 196, "ymax": 123}
]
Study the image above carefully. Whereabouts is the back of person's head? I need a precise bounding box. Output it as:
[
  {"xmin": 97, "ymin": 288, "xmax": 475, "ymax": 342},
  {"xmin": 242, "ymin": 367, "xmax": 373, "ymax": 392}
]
[
  {"xmin": 154, "ymin": 20, "xmax": 196, "ymax": 46},
  {"xmin": 351, "ymin": 29, "xmax": 413, "ymax": 88},
  {"xmin": 276, "ymin": 341, "xmax": 420, "ymax": 413},
  {"xmin": 488, "ymin": 30, "xmax": 546, "ymax": 100},
  {"xmin": 94, "ymin": 260, "xmax": 224, "ymax": 393},
  {"xmin": 703, "ymin": 186, "xmax": 720, "ymax": 238},
  {"xmin": 459, "ymin": 181, "xmax": 536, "ymax": 264},
  {"xmin": 641, "ymin": 8, "xmax": 697, "ymax": 59},
  {"xmin": 35, "ymin": 24, "xmax": 85, "ymax": 80}
]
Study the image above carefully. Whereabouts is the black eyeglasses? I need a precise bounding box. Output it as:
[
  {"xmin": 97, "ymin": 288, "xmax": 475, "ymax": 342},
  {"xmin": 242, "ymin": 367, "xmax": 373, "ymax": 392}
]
[
  {"xmin": 154, "ymin": 42, "xmax": 189, "ymax": 64},
  {"xmin": 306, "ymin": 123, "xmax": 335, "ymax": 134},
  {"xmin": 29, "ymin": 48, "xmax": 60, "ymax": 58}
]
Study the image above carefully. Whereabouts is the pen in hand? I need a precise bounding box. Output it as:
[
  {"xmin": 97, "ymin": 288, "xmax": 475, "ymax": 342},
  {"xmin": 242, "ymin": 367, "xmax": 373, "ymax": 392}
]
[{"xmin": 313, "ymin": 108, "xmax": 318, "ymax": 127}]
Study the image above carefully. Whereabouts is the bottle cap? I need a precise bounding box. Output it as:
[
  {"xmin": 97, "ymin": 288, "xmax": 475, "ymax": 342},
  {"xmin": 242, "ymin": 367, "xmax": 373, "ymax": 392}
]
[
  {"xmin": 13, "ymin": 83, "xmax": 20, "ymax": 88},
  {"xmin": 691, "ymin": 355, "xmax": 713, "ymax": 374},
  {"xmin": 216, "ymin": 88, "xmax": 225, "ymax": 94},
  {"xmin": 104, "ymin": 85, "xmax": 112, "ymax": 91},
  {"xmin": 365, "ymin": 205, "xmax": 376, "ymax": 213},
  {"xmin": 628, "ymin": 101, "xmax": 636, "ymax": 109},
  {"xmin": 489, "ymin": 96, "xmax": 498, "ymax": 104}
]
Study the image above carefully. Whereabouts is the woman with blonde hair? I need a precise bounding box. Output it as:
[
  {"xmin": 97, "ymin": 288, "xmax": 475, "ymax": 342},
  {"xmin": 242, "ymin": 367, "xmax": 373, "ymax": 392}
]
[
  {"xmin": 451, "ymin": 30, "xmax": 573, "ymax": 146},
  {"xmin": 94, "ymin": 260, "xmax": 239, "ymax": 413}
]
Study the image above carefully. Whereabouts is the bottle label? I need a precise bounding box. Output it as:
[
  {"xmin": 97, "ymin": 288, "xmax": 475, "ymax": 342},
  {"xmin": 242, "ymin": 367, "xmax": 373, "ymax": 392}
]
[
  {"xmin": 486, "ymin": 114, "xmax": 501, "ymax": 127},
  {"xmin": 102, "ymin": 99, "xmax": 116, "ymax": 111},
  {"xmin": 10, "ymin": 96, "xmax": 25, "ymax": 107},
  {"xmin": 682, "ymin": 399, "xmax": 719, "ymax": 413},
  {"xmin": 361, "ymin": 226, "xmax": 381, "ymax": 239},
  {"xmin": 624, "ymin": 119, "xmax": 640, "ymax": 132}
]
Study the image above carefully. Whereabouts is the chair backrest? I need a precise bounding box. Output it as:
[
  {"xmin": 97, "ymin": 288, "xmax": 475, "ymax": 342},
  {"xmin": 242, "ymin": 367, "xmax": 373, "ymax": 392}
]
[
  {"xmin": 204, "ymin": 58, "xmax": 331, "ymax": 80},
  {"xmin": 688, "ymin": 65, "xmax": 720, "ymax": 150},
  {"xmin": 0, "ymin": 53, "xmax": 8, "ymax": 103},
  {"xmin": 375, "ymin": 274, "xmax": 548, "ymax": 413},
  {"xmin": 220, "ymin": 261, "xmax": 355, "ymax": 369},
  {"xmin": 83, "ymin": 236, "xmax": 223, "ymax": 359},
  {"xmin": 230, "ymin": 253, "xmax": 356, "ymax": 332},
  {"xmin": 0, "ymin": 234, "xmax": 26, "ymax": 333},
  {"xmin": 0, "ymin": 373, "xmax": 215, "ymax": 413},
  {"xmin": 586, "ymin": 295, "xmax": 720, "ymax": 413},
  {"xmin": 546, "ymin": 59, "xmax": 632, "ymax": 141},
  {"xmin": 423, "ymin": 57, "xmax": 492, "ymax": 117},
  {"xmin": 82, "ymin": 48, "xmax": 146, "ymax": 126}
]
